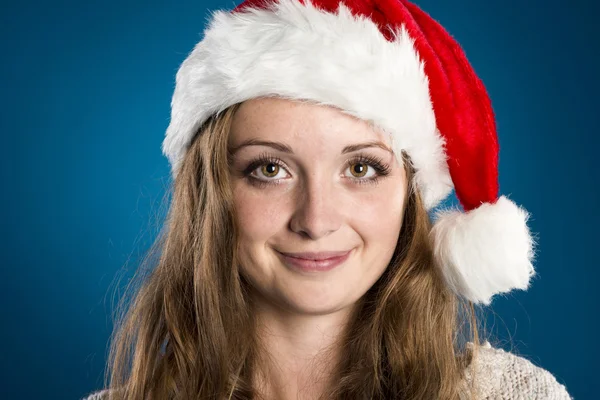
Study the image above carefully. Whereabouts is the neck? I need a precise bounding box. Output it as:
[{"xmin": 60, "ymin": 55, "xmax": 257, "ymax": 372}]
[{"xmin": 250, "ymin": 295, "xmax": 354, "ymax": 400}]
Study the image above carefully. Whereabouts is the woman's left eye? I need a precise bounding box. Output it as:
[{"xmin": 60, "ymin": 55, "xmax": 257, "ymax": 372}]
[{"xmin": 345, "ymin": 162, "xmax": 376, "ymax": 179}]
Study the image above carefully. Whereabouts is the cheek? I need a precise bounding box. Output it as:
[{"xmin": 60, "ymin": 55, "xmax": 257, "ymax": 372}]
[
  {"xmin": 232, "ymin": 181, "xmax": 290, "ymax": 245},
  {"xmin": 346, "ymin": 180, "xmax": 406, "ymax": 279},
  {"xmin": 350, "ymin": 182, "xmax": 406, "ymax": 239}
]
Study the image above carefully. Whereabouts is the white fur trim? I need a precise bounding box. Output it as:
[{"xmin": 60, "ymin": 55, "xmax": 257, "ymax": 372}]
[
  {"xmin": 162, "ymin": 0, "xmax": 453, "ymax": 209},
  {"xmin": 429, "ymin": 195, "xmax": 536, "ymax": 305}
]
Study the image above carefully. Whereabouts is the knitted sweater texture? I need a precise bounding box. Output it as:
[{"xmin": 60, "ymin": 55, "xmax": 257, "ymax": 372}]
[
  {"xmin": 82, "ymin": 341, "xmax": 571, "ymax": 399},
  {"xmin": 460, "ymin": 341, "xmax": 571, "ymax": 399}
]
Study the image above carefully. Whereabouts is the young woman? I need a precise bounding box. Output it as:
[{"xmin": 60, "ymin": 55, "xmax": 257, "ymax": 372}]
[{"xmin": 84, "ymin": 0, "xmax": 572, "ymax": 398}]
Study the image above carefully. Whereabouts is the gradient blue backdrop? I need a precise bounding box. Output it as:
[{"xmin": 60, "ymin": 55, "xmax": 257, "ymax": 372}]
[{"xmin": 1, "ymin": 0, "xmax": 597, "ymax": 398}]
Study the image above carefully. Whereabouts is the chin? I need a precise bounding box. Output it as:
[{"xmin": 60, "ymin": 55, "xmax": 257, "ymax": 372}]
[
  {"xmin": 276, "ymin": 286, "xmax": 361, "ymax": 316},
  {"xmin": 284, "ymin": 300, "xmax": 352, "ymax": 316}
]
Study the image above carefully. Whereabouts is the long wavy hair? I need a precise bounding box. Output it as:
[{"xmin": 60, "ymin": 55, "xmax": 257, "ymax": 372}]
[{"xmin": 103, "ymin": 101, "xmax": 488, "ymax": 399}]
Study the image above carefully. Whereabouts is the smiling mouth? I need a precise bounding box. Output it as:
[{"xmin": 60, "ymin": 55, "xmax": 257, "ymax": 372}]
[
  {"xmin": 276, "ymin": 249, "xmax": 353, "ymax": 272},
  {"xmin": 276, "ymin": 249, "xmax": 353, "ymax": 261}
]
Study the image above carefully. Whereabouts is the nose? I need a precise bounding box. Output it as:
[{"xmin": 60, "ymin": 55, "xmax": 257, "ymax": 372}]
[{"xmin": 289, "ymin": 172, "xmax": 343, "ymax": 240}]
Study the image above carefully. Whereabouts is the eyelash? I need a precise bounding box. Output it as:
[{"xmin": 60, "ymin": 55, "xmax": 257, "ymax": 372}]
[{"xmin": 242, "ymin": 151, "xmax": 391, "ymax": 188}]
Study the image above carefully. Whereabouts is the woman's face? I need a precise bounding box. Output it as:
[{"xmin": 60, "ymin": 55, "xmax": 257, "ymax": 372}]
[{"xmin": 228, "ymin": 97, "xmax": 408, "ymax": 315}]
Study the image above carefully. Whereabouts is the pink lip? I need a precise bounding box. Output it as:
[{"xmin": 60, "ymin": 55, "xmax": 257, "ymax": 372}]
[{"xmin": 276, "ymin": 249, "xmax": 353, "ymax": 272}]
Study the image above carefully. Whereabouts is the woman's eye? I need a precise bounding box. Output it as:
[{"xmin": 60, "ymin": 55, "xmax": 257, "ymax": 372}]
[
  {"xmin": 345, "ymin": 162, "xmax": 376, "ymax": 179},
  {"xmin": 243, "ymin": 154, "xmax": 390, "ymax": 187},
  {"xmin": 253, "ymin": 162, "xmax": 288, "ymax": 180}
]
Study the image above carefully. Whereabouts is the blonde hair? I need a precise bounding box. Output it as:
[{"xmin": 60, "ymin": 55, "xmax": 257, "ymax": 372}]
[{"xmin": 103, "ymin": 102, "xmax": 486, "ymax": 399}]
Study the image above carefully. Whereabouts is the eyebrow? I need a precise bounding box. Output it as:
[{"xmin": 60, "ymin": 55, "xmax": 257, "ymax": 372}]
[{"xmin": 229, "ymin": 139, "xmax": 393, "ymax": 155}]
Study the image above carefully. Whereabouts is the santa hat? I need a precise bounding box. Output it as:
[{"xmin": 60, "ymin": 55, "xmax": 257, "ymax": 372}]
[{"xmin": 161, "ymin": 0, "xmax": 536, "ymax": 306}]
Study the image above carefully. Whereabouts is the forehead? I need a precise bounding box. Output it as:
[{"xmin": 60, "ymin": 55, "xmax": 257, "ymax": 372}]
[{"xmin": 229, "ymin": 96, "xmax": 391, "ymax": 148}]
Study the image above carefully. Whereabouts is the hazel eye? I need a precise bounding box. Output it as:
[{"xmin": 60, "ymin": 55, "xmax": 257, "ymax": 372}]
[
  {"xmin": 261, "ymin": 163, "xmax": 280, "ymax": 178},
  {"xmin": 251, "ymin": 161, "xmax": 289, "ymax": 181},
  {"xmin": 347, "ymin": 162, "xmax": 376, "ymax": 179}
]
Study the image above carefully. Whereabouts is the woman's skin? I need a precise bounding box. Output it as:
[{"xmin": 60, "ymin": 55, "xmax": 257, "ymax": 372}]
[{"xmin": 228, "ymin": 96, "xmax": 409, "ymax": 399}]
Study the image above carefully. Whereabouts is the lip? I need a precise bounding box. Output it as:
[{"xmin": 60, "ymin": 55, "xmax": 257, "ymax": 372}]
[{"xmin": 276, "ymin": 249, "xmax": 353, "ymax": 272}]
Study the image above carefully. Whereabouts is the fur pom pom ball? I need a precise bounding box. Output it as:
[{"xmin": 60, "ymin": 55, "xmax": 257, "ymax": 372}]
[{"xmin": 429, "ymin": 195, "xmax": 537, "ymax": 305}]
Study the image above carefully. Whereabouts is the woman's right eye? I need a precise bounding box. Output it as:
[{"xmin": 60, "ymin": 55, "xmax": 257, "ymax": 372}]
[
  {"xmin": 242, "ymin": 155, "xmax": 291, "ymax": 186},
  {"xmin": 252, "ymin": 162, "xmax": 289, "ymax": 180}
]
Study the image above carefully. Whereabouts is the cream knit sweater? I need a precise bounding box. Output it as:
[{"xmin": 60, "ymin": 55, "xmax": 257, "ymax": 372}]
[
  {"xmin": 460, "ymin": 341, "xmax": 571, "ymax": 399},
  {"xmin": 83, "ymin": 341, "xmax": 572, "ymax": 399}
]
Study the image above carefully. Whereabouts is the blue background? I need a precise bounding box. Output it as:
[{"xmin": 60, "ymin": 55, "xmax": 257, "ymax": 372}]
[{"xmin": 1, "ymin": 0, "xmax": 597, "ymax": 398}]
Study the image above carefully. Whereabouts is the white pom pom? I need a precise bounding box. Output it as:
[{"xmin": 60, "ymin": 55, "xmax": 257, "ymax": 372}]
[{"xmin": 429, "ymin": 195, "xmax": 536, "ymax": 305}]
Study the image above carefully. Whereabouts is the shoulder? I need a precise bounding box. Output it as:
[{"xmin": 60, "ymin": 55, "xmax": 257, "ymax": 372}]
[
  {"xmin": 81, "ymin": 388, "xmax": 110, "ymax": 400},
  {"xmin": 463, "ymin": 341, "xmax": 572, "ymax": 399}
]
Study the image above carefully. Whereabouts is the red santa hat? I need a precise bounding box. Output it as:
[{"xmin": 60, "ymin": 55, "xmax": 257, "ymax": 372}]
[{"xmin": 161, "ymin": 0, "xmax": 536, "ymax": 305}]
